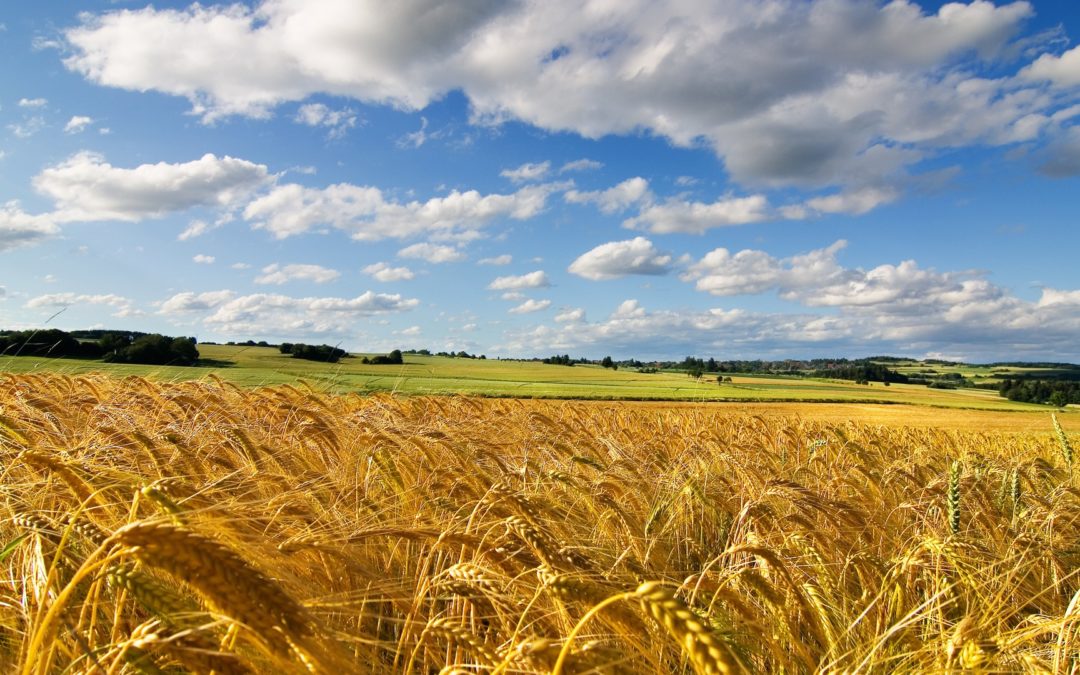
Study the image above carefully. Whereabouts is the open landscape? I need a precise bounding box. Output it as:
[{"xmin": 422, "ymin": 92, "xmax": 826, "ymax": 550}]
[{"xmin": 4, "ymin": 1, "xmax": 1080, "ymax": 673}]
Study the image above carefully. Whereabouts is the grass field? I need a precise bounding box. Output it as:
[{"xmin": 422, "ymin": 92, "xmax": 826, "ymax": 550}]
[
  {"xmin": 0, "ymin": 344, "xmax": 1071, "ymax": 416},
  {"xmin": 0, "ymin": 373, "xmax": 1077, "ymax": 673}
]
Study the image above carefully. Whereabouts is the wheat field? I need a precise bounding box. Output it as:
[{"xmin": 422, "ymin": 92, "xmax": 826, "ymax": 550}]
[{"xmin": 0, "ymin": 372, "xmax": 1076, "ymax": 673}]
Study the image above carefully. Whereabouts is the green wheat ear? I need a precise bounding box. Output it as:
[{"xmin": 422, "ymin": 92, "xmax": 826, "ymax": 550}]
[
  {"xmin": 948, "ymin": 460, "xmax": 961, "ymax": 536},
  {"xmin": 1052, "ymin": 414, "xmax": 1073, "ymax": 469}
]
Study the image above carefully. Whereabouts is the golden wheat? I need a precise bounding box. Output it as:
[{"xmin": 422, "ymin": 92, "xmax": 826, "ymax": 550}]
[{"xmin": 0, "ymin": 372, "xmax": 1076, "ymax": 672}]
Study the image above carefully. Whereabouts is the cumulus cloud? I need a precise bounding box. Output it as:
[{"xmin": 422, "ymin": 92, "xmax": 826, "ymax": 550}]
[
  {"xmin": 683, "ymin": 242, "xmax": 846, "ymax": 297},
  {"xmin": 205, "ymin": 291, "xmax": 419, "ymax": 334},
  {"xmin": 501, "ymin": 161, "xmax": 550, "ymax": 183},
  {"xmin": 488, "ymin": 270, "xmax": 550, "ymax": 290},
  {"xmin": 1022, "ymin": 45, "xmax": 1080, "ymax": 88},
  {"xmin": 64, "ymin": 116, "xmax": 93, "ymax": 134},
  {"xmin": 60, "ymin": 0, "xmax": 1062, "ymax": 196},
  {"xmin": 0, "ymin": 202, "xmax": 59, "ymax": 251},
  {"xmin": 294, "ymin": 103, "xmax": 358, "ymax": 138},
  {"xmin": 682, "ymin": 240, "xmax": 1022, "ymax": 326},
  {"xmin": 560, "ymin": 158, "xmax": 602, "ymax": 173},
  {"xmin": 192, "ymin": 254, "xmax": 216, "ymax": 264},
  {"xmin": 255, "ymin": 263, "xmax": 341, "ymax": 285},
  {"xmin": 244, "ymin": 181, "xmax": 554, "ymax": 240},
  {"xmin": 568, "ymin": 237, "xmax": 673, "ymax": 280},
  {"xmin": 625, "ymin": 194, "xmax": 771, "ymax": 234},
  {"xmin": 477, "ymin": 254, "xmax": 512, "ymax": 266},
  {"xmin": 499, "ymin": 285, "xmax": 1080, "ymax": 362},
  {"xmin": 35, "ymin": 152, "xmax": 271, "ymax": 223},
  {"xmin": 509, "ymin": 298, "xmax": 551, "ymax": 314},
  {"xmin": 26, "ymin": 292, "xmax": 135, "ymax": 317},
  {"xmin": 803, "ymin": 186, "xmax": 901, "ymax": 216},
  {"xmin": 362, "ymin": 262, "xmax": 415, "ymax": 282},
  {"xmin": 397, "ymin": 242, "xmax": 465, "ymax": 263},
  {"xmin": 18, "ymin": 97, "xmax": 47, "ymax": 108},
  {"xmin": 1038, "ymin": 289, "xmax": 1080, "ymax": 307},
  {"xmin": 554, "ymin": 307, "xmax": 585, "ymax": 323},
  {"xmin": 565, "ymin": 177, "xmax": 651, "ymax": 214},
  {"xmin": 158, "ymin": 289, "xmax": 419, "ymax": 337},
  {"xmin": 159, "ymin": 290, "xmax": 236, "ymax": 313}
]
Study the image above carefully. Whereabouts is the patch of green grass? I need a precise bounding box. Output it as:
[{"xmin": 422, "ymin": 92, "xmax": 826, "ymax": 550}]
[{"xmin": 0, "ymin": 344, "xmax": 1068, "ymax": 413}]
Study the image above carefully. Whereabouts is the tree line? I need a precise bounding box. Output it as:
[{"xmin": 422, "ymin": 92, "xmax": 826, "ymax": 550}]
[
  {"xmin": 0, "ymin": 329, "xmax": 199, "ymax": 366},
  {"xmin": 998, "ymin": 378, "xmax": 1079, "ymax": 407}
]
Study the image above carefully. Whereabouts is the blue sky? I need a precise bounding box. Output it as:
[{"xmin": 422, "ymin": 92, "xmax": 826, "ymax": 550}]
[{"xmin": 2, "ymin": 0, "xmax": 1080, "ymax": 361}]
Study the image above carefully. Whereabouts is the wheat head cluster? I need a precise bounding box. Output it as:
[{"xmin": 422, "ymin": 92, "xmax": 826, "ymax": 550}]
[{"xmin": 0, "ymin": 372, "xmax": 1076, "ymax": 673}]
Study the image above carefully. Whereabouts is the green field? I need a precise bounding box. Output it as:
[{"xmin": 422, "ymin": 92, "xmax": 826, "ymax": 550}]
[{"xmin": 1, "ymin": 343, "xmax": 1073, "ymax": 414}]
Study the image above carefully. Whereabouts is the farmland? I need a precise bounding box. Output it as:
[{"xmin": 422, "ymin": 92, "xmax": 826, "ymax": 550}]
[
  {"xmin": 0, "ymin": 372, "xmax": 1078, "ymax": 673},
  {"xmin": 0, "ymin": 344, "xmax": 1071, "ymax": 416}
]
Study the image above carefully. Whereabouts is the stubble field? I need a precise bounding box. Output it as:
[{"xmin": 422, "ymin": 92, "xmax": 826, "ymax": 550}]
[{"xmin": 0, "ymin": 372, "xmax": 1077, "ymax": 673}]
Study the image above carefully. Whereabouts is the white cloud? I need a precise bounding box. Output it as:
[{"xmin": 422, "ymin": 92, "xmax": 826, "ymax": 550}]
[
  {"xmin": 612, "ymin": 299, "xmax": 646, "ymax": 319},
  {"xmin": 201, "ymin": 291, "xmax": 420, "ymax": 335},
  {"xmin": 362, "ymin": 262, "xmax": 415, "ymax": 282},
  {"xmin": 159, "ymin": 290, "xmax": 236, "ymax": 313},
  {"xmin": 509, "ymin": 298, "xmax": 551, "ymax": 314},
  {"xmin": 498, "ymin": 284, "xmax": 1080, "ymax": 362},
  {"xmin": 560, "ymin": 158, "xmax": 602, "ymax": 173},
  {"xmin": 675, "ymin": 176, "xmax": 699, "ymax": 187},
  {"xmin": 488, "ymin": 270, "xmax": 550, "ymax": 290},
  {"xmin": 1022, "ymin": 45, "xmax": 1080, "ymax": 88},
  {"xmin": 1038, "ymin": 289, "xmax": 1080, "ymax": 307},
  {"xmin": 178, "ymin": 219, "xmax": 215, "ymax": 241},
  {"xmin": 400, "ymin": 325, "xmax": 422, "ymax": 336},
  {"xmin": 555, "ymin": 307, "xmax": 585, "ymax": 323},
  {"xmin": 255, "ymin": 263, "xmax": 341, "ymax": 285},
  {"xmin": 568, "ymin": 237, "xmax": 672, "ymax": 280},
  {"xmin": 35, "ymin": 152, "xmax": 270, "ymax": 223},
  {"xmin": 192, "ymin": 254, "xmax": 215, "ymax": 264},
  {"xmin": 230, "ymin": 262, "xmax": 252, "ymax": 270},
  {"xmin": 61, "ymin": 0, "xmax": 1058, "ymax": 195},
  {"xmin": 398, "ymin": 116, "xmax": 429, "ymax": 148},
  {"xmin": 477, "ymin": 254, "xmax": 512, "ymax": 266},
  {"xmin": 18, "ymin": 98, "xmax": 47, "ymax": 108},
  {"xmin": 565, "ymin": 177, "xmax": 650, "ymax": 214},
  {"xmin": 682, "ymin": 240, "xmax": 849, "ymax": 298},
  {"xmin": 64, "ymin": 116, "xmax": 94, "ymax": 134},
  {"xmin": 501, "ymin": 161, "xmax": 550, "ymax": 183},
  {"xmin": 26, "ymin": 292, "xmax": 135, "ymax": 317},
  {"xmin": 397, "ymin": 242, "xmax": 465, "ymax": 263},
  {"xmin": 625, "ymin": 194, "xmax": 770, "ymax": 234},
  {"xmin": 0, "ymin": 202, "xmax": 59, "ymax": 251},
  {"xmin": 501, "ymin": 291, "xmax": 525, "ymax": 301},
  {"xmin": 682, "ymin": 240, "xmax": 1017, "ymax": 322},
  {"xmin": 294, "ymin": 103, "xmax": 357, "ymax": 138},
  {"xmin": 8, "ymin": 117, "xmax": 45, "ymax": 138},
  {"xmin": 244, "ymin": 181, "xmax": 554, "ymax": 240},
  {"xmin": 803, "ymin": 186, "xmax": 900, "ymax": 216}
]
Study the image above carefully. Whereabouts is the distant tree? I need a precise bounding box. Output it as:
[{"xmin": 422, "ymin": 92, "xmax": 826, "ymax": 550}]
[
  {"xmin": 601, "ymin": 356, "xmax": 614, "ymax": 369},
  {"xmin": 368, "ymin": 349, "xmax": 405, "ymax": 365},
  {"xmin": 279, "ymin": 343, "xmax": 294, "ymax": 354},
  {"xmin": 288, "ymin": 343, "xmax": 348, "ymax": 363},
  {"xmin": 104, "ymin": 334, "xmax": 199, "ymax": 366}
]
